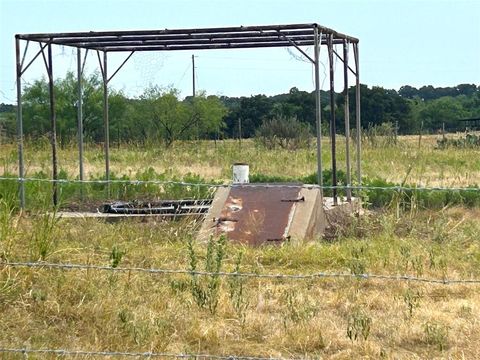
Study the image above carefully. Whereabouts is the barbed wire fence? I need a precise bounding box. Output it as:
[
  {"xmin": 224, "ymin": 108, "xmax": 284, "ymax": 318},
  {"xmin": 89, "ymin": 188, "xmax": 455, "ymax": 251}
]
[
  {"xmin": 1, "ymin": 261, "xmax": 480, "ymax": 285},
  {"xmin": 0, "ymin": 176, "xmax": 479, "ymax": 192},
  {"xmin": 0, "ymin": 348, "xmax": 287, "ymax": 359},
  {"xmin": 1, "ymin": 176, "xmax": 480, "ymax": 358}
]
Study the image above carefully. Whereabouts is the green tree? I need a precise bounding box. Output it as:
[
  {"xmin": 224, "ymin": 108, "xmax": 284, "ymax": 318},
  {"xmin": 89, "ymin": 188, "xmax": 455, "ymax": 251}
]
[
  {"xmin": 419, "ymin": 96, "xmax": 471, "ymax": 131},
  {"xmin": 134, "ymin": 87, "xmax": 227, "ymax": 146},
  {"xmin": 21, "ymin": 72, "xmax": 129, "ymax": 144}
]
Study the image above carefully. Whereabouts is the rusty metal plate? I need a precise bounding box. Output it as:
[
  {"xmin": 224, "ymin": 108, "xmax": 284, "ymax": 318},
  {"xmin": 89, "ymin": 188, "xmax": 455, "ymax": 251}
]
[{"xmin": 215, "ymin": 185, "xmax": 302, "ymax": 246}]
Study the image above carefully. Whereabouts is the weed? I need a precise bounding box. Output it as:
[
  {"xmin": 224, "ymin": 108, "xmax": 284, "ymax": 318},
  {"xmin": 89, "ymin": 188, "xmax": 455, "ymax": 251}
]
[
  {"xmin": 347, "ymin": 307, "xmax": 372, "ymax": 341},
  {"xmin": 187, "ymin": 235, "xmax": 227, "ymax": 314},
  {"xmin": 31, "ymin": 288, "xmax": 48, "ymax": 302},
  {"xmin": 403, "ymin": 287, "xmax": 421, "ymax": 319},
  {"xmin": 0, "ymin": 199, "xmax": 17, "ymax": 260},
  {"xmin": 399, "ymin": 244, "xmax": 411, "ymax": 272},
  {"xmin": 436, "ymin": 133, "xmax": 480, "ymax": 149},
  {"xmin": 348, "ymin": 244, "xmax": 367, "ymax": 276},
  {"xmin": 29, "ymin": 211, "xmax": 59, "ymax": 261},
  {"xmin": 410, "ymin": 254, "xmax": 424, "ymax": 276},
  {"xmin": 423, "ymin": 321, "xmax": 449, "ymax": 351},
  {"xmin": 118, "ymin": 308, "xmax": 131, "ymax": 326},
  {"xmin": 169, "ymin": 278, "xmax": 189, "ymax": 294},
  {"xmin": 228, "ymin": 250, "xmax": 249, "ymax": 324},
  {"xmin": 0, "ymin": 269, "xmax": 18, "ymax": 307},
  {"xmin": 282, "ymin": 289, "xmax": 318, "ymax": 329},
  {"xmin": 109, "ymin": 245, "xmax": 126, "ymax": 268}
]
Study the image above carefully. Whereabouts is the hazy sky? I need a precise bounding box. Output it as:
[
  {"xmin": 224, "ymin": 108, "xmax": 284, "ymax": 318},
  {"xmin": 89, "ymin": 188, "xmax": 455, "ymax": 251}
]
[{"xmin": 1, "ymin": 0, "xmax": 479, "ymax": 103}]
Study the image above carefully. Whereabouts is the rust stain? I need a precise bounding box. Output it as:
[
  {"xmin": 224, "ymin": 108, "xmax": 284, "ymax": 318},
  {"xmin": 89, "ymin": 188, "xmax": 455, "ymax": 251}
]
[{"xmin": 215, "ymin": 185, "xmax": 301, "ymax": 246}]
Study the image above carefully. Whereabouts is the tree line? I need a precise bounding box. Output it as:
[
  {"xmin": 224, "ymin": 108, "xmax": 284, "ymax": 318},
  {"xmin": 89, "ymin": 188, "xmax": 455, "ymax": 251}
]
[{"xmin": 0, "ymin": 72, "xmax": 479, "ymax": 146}]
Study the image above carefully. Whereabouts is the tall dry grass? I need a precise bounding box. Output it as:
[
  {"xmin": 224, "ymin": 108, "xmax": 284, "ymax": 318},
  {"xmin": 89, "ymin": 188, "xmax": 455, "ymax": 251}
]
[{"xmin": 1, "ymin": 136, "xmax": 480, "ymax": 358}]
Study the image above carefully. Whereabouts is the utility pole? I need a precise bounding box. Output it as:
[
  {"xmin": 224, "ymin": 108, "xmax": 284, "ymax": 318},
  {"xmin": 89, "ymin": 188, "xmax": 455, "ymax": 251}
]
[{"xmin": 192, "ymin": 54, "xmax": 196, "ymax": 97}]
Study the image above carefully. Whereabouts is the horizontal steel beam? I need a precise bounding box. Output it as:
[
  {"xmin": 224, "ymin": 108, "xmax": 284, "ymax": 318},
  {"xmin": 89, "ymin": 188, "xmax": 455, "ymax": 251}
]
[
  {"xmin": 17, "ymin": 23, "xmax": 318, "ymax": 39},
  {"xmin": 43, "ymin": 30, "xmax": 316, "ymax": 44},
  {"xmin": 101, "ymin": 40, "xmax": 348, "ymax": 52},
  {"xmin": 68, "ymin": 35, "xmax": 316, "ymax": 48}
]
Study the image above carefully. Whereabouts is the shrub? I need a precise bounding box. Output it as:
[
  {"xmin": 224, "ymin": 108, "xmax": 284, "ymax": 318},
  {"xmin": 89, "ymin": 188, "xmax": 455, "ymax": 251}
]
[
  {"xmin": 347, "ymin": 307, "xmax": 372, "ymax": 341},
  {"xmin": 423, "ymin": 321, "xmax": 449, "ymax": 351},
  {"xmin": 255, "ymin": 115, "xmax": 311, "ymax": 150},
  {"xmin": 436, "ymin": 133, "xmax": 480, "ymax": 149},
  {"xmin": 363, "ymin": 122, "xmax": 397, "ymax": 147},
  {"xmin": 187, "ymin": 235, "xmax": 227, "ymax": 314}
]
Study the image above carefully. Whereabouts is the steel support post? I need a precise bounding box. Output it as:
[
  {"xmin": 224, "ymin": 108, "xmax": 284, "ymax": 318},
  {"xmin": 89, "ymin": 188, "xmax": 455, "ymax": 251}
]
[
  {"xmin": 343, "ymin": 40, "xmax": 352, "ymax": 202},
  {"xmin": 103, "ymin": 51, "xmax": 110, "ymax": 196},
  {"xmin": 77, "ymin": 49, "xmax": 84, "ymax": 194},
  {"xmin": 354, "ymin": 43, "xmax": 361, "ymax": 186},
  {"xmin": 47, "ymin": 44, "xmax": 59, "ymax": 207},
  {"xmin": 15, "ymin": 37, "xmax": 25, "ymax": 209},
  {"xmin": 313, "ymin": 27, "xmax": 323, "ymax": 191},
  {"xmin": 328, "ymin": 35, "xmax": 337, "ymax": 205}
]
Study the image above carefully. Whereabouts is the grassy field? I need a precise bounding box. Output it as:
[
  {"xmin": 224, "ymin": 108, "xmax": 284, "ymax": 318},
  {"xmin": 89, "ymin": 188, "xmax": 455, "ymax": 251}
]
[
  {"xmin": 1, "ymin": 135, "xmax": 480, "ymax": 359},
  {"xmin": 2, "ymin": 135, "xmax": 480, "ymax": 186}
]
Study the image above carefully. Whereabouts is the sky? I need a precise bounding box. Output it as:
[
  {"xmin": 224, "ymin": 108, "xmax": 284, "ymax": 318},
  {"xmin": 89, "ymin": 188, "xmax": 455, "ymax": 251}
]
[{"xmin": 0, "ymin": 0, "xmax": 479, "ymax": 104}]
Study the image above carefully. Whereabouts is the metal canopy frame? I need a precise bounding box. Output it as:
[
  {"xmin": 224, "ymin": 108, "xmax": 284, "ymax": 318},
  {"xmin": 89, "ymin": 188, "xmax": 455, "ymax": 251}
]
[{"xmin": 15, "ymin": 23, "xmax": 361, "ymax": 208}]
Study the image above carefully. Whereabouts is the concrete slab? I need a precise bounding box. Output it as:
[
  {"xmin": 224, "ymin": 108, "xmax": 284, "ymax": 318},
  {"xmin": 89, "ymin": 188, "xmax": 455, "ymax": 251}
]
[
  {"xmin": 288, "ymin": 187, "xmax": 325, "ymax": 242},
  {"xmin": 197, "ymin": 187, "xmax": 230, "ymax": 242},
  {"xmin": 198, "ymin": 185, "xmax": 333, "ymax": 245}
]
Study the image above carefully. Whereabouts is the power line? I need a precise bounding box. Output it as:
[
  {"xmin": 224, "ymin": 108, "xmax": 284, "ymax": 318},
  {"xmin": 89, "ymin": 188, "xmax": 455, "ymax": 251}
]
[{"xmin": 0, "ymin": 90, "xmax": 15, "ymax": 103}]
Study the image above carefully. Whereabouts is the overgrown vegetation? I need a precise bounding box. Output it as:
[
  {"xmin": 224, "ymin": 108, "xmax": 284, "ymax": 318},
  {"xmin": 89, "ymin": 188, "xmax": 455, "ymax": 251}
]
[
  {"xmin": 436, "ymin": 133, "xmax": 480, "ymax": 149},
  {"xmin": 1, "ymin": 202, "xmax": 478, "ymax": 357},
  {"xmin": 187, "ymin": 235, "xmax": 227, "ymax": 314},
  {"xmin": 1, "ymin": 135, "xmax": 480, "ymax": 358},
  {"xmin": 255, "ymin": 115, "xmax": 311, "ymax": 150}
]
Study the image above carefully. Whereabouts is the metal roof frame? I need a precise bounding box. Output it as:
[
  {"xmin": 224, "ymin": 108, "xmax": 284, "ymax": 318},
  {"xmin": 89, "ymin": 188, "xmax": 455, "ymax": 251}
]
[
  {"xmin": 17, "ymin": 23, "xmax": 358, "ymax": 52},
  {"xmin": 14, "ymin": 23, "xmax": 361, "ymax": 209}
]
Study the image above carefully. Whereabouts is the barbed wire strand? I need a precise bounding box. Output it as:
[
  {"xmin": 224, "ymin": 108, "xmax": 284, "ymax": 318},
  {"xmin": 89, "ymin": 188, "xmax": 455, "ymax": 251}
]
[
  {"xmin": 0, "ymin": 347, "xmax": 287, "ymax": 359},
  {"xmin": 0, "ymin": 176, "xmax": 479, "ymax": 192},
  {"xmin": 2, "ymin": 261, "xmax": 480, "ymax": 285}
]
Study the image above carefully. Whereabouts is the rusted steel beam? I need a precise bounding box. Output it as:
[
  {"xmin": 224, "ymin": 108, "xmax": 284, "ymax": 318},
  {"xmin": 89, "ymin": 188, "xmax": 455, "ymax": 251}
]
[
  {"xmin": 354, "ymin": 43, "xmax": 362, "ymax": 186},
  {"xmin": 328, "ymin": 35, "xmax": 338, "ymax": 206},
  {"xmin": 15, "ymin": 37, "xmax": 25, "ymax": 209},
  {"xmin": 45, "ymin": 30, "xmax": 316, "ymax": 44},
  {"xmin": 332, "ymin": 47, "xmax": 357, "ymax": 75},
  {"xmin": 102, "ymin": 41, "xmax": 313, "ymax": 51},
  {"xmin": 107, "ymin": 51, "xmax": 135, "ymax": 83},
  {"xmin": 17, "ymin": 23, "xmax": 358, "ymax": 45},
  {"xmin": 77, "ymin": 49, "xmax": 84, "ymax": 187},
  {"xmin": 279, "ymin": 34, "xmax": 315, "ymax": 63},
  {"xmin": 314, "ymin": 28, "xmax": 323, "ymax": 190},
  {"xmin": 20, "ymin": 43, "xmax": 48, "ymax": 76},
  {"xmin": 343, "ymin": 40, "xmax": 352, "ymax": 202},
  {"xmin": 81, "ymin": 49, "xmax": 88, "ymax": 75},
  {"xmin": 17, "ymin": 23, "xmax": 343, "ymax": 39},
  {"xmin": 102, "ymin": 51, "xmax": 110, "ymax": 195},
  {"xmin": 101, "ymin": 39, "xmax": 347, "ymax": 52},
  {"xmin": 47, "ymin": 44, "xmax": 59, "ymax": 207},
  {"xmin": 19, "ymin": 40, "xmax": 29, "ymax": 70},
  {"xmin": 96, "ymin": 50, "xmax": 104, "ymax": 78},
  {"xmin": 69, "ymin": 35, "xmax": 316, "ymax": 48}
]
